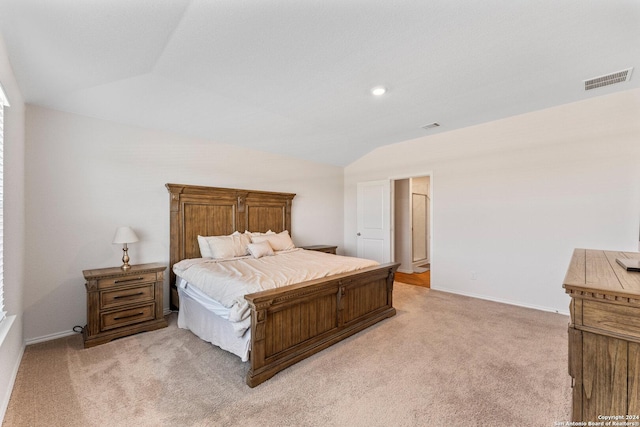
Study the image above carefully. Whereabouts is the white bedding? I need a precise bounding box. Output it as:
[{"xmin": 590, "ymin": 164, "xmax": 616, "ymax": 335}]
[
  {"xmin": 177, "ymin": 283, "xmax": 251, "ymax": 361},
  {"xmin": 173, "ymin": 248, "xmax": 378, "ymax": 336}
]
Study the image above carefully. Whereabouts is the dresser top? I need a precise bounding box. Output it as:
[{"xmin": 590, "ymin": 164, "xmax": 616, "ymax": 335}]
[
  {"xmin": 563, "ymin": 248, "xmax": 640, "ymax": 299},
  {"xmin": 83, "ymin": 262, "xmax": 166, "ymax": 280}
]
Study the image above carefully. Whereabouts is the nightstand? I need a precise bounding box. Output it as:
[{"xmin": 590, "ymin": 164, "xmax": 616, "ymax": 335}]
[
  {"xmin": 82, "ymin": 262, "xmax": 167, "ymax": 348},
  {"xmin": 300, "ymin": 245, "xmax": 337, "ymax": 254}
]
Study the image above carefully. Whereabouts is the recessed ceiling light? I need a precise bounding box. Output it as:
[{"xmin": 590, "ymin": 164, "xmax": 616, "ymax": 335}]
[{"xmin": 371, "ymin": 86, "xmax": 386, "ymax": 96}]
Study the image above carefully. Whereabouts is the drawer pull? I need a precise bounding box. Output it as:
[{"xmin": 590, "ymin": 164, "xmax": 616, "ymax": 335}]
[
  {"xmin": 114, "ymin": 277, "xmax": 144, "ymax": 284},
  {"xmin": 113, "ymin": 292, "xmax": 144, "ymax": 299},
  {"xmin": 114, "ymin": 312, "xmax": 144, "ymax": 321}
]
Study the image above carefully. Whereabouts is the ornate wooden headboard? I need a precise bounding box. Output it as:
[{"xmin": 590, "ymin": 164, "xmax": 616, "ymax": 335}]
[{"xmin": 166, "ymin": 183, "xmax": 296, "ymax": 290}]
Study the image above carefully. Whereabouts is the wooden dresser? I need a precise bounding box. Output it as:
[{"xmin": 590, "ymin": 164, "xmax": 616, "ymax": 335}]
[
  {"xmin": 83, "ymin": 263, "xmax": 167, "ymax": 348},
  {"xmin": 563, "ymin": 248, "xmax": 640, "ymax": 422}
]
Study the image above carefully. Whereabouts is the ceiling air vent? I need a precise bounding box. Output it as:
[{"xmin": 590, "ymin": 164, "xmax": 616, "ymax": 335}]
[
  {"xmin": 421, "ymin": 122, "xmax": 440, "ymax": 130},
  {"xmin": 584, "ymin": 68, "xmax": 633, "ymax": 91}
]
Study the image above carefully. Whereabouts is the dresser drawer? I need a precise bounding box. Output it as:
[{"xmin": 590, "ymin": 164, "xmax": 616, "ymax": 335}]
[
  {"xmin": 100, "ymin": 283, "xmax": 154, "ymax": 310},
  {"xmin": 583, "ymin": 299, "xmax": 640, "ymax": 339},
  {"xmin": 97, "ymin": 272, "xmax": 158, "ymax": 289},
  {"xmin": 101, "ymin": 303, "xmax": 155, "ymax": 331}
]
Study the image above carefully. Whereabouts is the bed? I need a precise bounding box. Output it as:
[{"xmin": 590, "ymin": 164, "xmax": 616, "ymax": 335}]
[{"xmin": 166, "ymin": 183, "xmax": 399, "ymax": 387}]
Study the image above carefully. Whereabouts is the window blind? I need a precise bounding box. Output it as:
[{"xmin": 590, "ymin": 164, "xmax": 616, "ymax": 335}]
[{"xmin": 0, "ymin": 83, "xmax": 8, "ymax": 324}]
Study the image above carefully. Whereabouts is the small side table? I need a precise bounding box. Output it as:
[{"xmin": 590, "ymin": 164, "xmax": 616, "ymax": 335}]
[
  {"xmin": 300, "ymin": 245, "xmax": 337, "ymax": 255},
  {"xmin": 83, "ymin": 262, "xmax": 167, "ymax": 348}
]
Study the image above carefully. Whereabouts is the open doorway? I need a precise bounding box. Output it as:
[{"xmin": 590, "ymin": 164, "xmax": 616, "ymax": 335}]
[{"xmin": 393, "ymin": 175, "xmax": 431, "ymax": 287}]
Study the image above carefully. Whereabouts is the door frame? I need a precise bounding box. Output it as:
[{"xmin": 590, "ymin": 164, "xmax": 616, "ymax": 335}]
[
  {"xmin": 388, "ymin": 172, "xmax": 434, "ymax": 270},
  {"xmin": 411, "ymin": 192, "xmax": 429, "ymax": 263}
]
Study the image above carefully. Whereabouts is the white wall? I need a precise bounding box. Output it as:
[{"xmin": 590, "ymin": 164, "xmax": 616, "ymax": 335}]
[
  {"xmin": 345, "ymin": 89, "xmax": 640, "ymax": 314},
  {"xmin": 24, "ymin": 106, "xmax": 344, "ymax": 341},
  {"xmin": 0, "ymin": 33, "xmax": 26, "ymax": 422}
]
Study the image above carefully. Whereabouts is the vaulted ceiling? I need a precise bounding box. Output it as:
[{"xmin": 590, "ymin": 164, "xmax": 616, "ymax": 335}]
[{"xmin": 0, "ymin": 1, "xmax": 638, "ymax": 166}]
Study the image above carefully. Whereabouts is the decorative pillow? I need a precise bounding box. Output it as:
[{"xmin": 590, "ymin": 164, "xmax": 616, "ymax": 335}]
[
  {"xmin": 197, "ymin": 232, "xmax": 251, "ymax": 258},
  {"xmin": 247, "ymin": 241, "xmax": 274, "ymax": 259},
  {"xmin": 251, "ymin": 230, "xmax": 295, "ymax": 251}
]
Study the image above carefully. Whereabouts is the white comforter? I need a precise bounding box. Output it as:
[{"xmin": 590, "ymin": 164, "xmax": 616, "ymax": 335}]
[{"xmin": 173, "ymin": 248, "xmax": 378, "ymax": 336}]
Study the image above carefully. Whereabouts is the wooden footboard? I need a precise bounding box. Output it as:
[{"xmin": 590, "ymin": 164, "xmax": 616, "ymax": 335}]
[{"xmin": 244, "ymin": 262, "xmax": 399, "ymax": 387}]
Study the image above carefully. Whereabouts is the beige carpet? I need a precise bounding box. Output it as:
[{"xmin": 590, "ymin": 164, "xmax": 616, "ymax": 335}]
[{"xmin": 3, "ymin": 283, "xmax": 571, "ymax": 427}]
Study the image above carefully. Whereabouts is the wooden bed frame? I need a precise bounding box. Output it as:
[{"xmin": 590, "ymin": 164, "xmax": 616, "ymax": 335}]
[{"xmin": 167, "ymin": 183, "xmax": 399, "ymax": 387}]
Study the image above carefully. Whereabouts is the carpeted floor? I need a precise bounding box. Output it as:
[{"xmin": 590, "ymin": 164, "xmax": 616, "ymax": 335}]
[{"xmin": 3, "ymin": 283, "xmax": 571, "ymax": 427}]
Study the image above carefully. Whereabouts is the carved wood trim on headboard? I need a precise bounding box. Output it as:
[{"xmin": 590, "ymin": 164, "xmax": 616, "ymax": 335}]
[{"xmin": 166, "ymin": 183, "xmax": 296, "ymax": 287}]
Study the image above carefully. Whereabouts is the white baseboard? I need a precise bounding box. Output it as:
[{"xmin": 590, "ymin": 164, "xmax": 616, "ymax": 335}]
[
  {"xmin": 431, "ymin": 286, "xmax": 570, "ymax": 316},
  {"xmin": 24, "ymin": 329, "xmax": 77, "ymax": 346},
  {"xmin": 396, "ymin": 268, "xmax": 413, "ymax": 274},
  {"xmin": 26, "ymin": 309, "xmax": 174, "ymax": 346}
]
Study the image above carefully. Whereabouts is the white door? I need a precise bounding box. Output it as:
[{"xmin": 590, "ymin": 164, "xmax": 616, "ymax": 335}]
[{"xmin": 357, "ymin": 180, "xmax": 391, "ymax": 263}]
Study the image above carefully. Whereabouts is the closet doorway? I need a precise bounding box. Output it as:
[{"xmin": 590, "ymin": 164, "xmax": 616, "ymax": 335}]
[{"xmin": 393, "ymin": 175, "xmax": 431, "ymax": 281}]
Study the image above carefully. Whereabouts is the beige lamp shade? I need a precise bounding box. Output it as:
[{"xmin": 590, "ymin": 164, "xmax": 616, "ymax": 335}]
[{"xmin": 112, "ymin": 226, "xmax": 139, "ymax": 244}]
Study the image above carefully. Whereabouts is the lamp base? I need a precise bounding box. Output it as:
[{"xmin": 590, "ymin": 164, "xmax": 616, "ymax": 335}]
[{"xmin": 121, "ymin": 246, "xmax": 132, "ymax": 270}]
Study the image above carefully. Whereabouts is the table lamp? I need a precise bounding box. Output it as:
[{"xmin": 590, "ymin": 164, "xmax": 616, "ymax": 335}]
[{"xmin": 112, "ymin": 226, "xmax": 139, "ymax": 270}]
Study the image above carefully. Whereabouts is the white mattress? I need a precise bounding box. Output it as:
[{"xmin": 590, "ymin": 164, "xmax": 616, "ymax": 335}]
[
  {"xmin": 177, "ymin": 277, "xmax": 230, "ymax": 318},
  {"xmin": 177, "ymin": 277, "xmax": 251, "ymax": 361}
]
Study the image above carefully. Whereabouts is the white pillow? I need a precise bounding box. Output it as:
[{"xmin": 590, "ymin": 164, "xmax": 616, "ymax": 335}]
[
  {"xmin": 197, "ymin": 235, "xmax": 214, "ymax": 258},
  {"xmin": 197, "ymin": 232, "xmax": 251, "ymax": 258},
  {"xmin": 244, "ymin": 230, "xmax": 276, "ymax": 237},
  {"xmin": 247, "ymin": 241, "xmax": 275, "ymax": 259},
  {"xmin": 251, "ymin": 230, "xmax": 295, "ymax": 251}
]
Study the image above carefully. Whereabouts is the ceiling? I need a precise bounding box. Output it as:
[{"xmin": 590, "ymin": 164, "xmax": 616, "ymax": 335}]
[{"xmin": 0, "ymin": 1, "xmax": 638, "ymax": 166}]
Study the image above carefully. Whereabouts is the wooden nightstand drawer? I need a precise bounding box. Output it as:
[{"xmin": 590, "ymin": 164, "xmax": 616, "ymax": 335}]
[
  {"xmin": 97, "ymin": 272, "xmax": 158, "ymax": 289},
  {"xmin": 101, "ymin": 303, "xmax": 156, "ymax": 330},
  {"xmin": 100, "ymin": 283, "xmax": 154, "ymax": 310}
]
